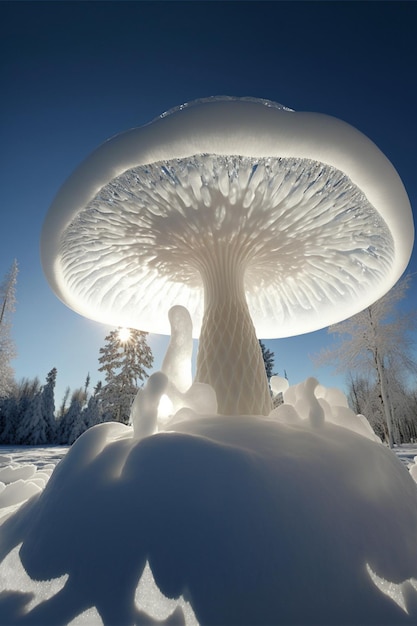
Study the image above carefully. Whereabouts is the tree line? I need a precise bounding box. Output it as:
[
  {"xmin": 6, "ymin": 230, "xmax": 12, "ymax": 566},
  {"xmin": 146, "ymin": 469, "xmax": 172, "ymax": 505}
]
[
  {"xmin": 0, "ymin": 262, "xmax": 156, "ymax": 445},
  {"xmin": 0, "ymin": 327, "xmax": 154, "ymax": 446}
]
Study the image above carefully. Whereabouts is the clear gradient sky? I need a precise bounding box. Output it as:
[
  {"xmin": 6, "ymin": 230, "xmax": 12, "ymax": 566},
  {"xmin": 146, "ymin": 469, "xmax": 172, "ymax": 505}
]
[{"xmin": 1, "ymin": 1, "xmax": 416, "ymax": 406}]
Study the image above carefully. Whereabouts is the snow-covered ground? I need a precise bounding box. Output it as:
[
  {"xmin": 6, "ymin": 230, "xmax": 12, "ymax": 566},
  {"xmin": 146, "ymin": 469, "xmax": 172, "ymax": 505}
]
[
  {"xmin": 1, "ymin": 424, "xmax": 417, "ymax": 626},
  {"xmin": 2, "ymin": 441, "xmax": 417, "ymax": 479},
  {"xmin": 0, "ymin": 440, "xmax": 199, "ymax": 625},
  {"xmin": 393, "ymin": 443, "xmax": 417, "ymax": 469},
  {"xmin": 0, "ymin": 445, "xmax": 69, "ymax": 469},
  {"xmin": 0, "ymin": 446, "xmax": 68, "ymax": 520}
]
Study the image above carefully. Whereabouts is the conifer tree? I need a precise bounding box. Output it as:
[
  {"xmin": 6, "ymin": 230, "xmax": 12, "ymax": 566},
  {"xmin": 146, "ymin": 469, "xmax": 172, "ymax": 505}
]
[
  {"xmin": 58, "ymin": 386, "xmax": 71, "ymax": 420},
  {"xmin": 7, "ymin": 378, "xmax": 41, "ymax": 444},
  {"xmin": 0, "ymin": 385, "xmax": 18, "ymax": 443},
  {"xmin": 98, "ymin": 328, "xmax": 153, "ymax": 423},
  {"xmin": 259, "ymin": 340, "xmax": 277, "ymax": 380},
  {"xmin": 82, "ymin": 387, "xmax": 103, "ymax": 431},
  {"xmin": 16, "ymin": 387, "xmax": 47, "ymax": 445},
  {"xmin": 58, "ymin": 389, "xmax": 85, "ymax": 444},
  {"xmin": 83, "ymin": 373, "xmax": 91, "ymax": 398},
  {"xmin": 42, "ymin": 367, "xmax": 57, "ymax": 443}
]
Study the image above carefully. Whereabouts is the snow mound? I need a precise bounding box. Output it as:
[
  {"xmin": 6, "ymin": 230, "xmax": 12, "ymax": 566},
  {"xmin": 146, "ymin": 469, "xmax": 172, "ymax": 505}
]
[{"xmin": 1, "ymin": 412, "xmax": 417, "ymax": 625}]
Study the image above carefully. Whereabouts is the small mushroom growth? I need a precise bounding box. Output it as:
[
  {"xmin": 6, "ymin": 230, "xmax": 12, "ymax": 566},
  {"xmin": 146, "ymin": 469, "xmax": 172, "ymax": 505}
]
[{"xmin": 41, "ymin": 97, "xmax": 414, "ymax": 416}]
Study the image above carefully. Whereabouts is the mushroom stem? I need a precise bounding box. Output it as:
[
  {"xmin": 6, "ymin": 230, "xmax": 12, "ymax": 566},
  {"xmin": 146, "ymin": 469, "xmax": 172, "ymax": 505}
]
[{"xmin": 194, "ymin": 244, "xmax": 272, "ymax": 415}]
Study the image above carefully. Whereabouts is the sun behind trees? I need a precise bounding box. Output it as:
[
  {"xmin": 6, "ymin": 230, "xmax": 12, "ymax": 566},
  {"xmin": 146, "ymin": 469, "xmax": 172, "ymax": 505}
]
[
  {"xmin": 0, "ymin": 327, "xmax": 154, "ymax": 444},
  {"xmin": 97, "ymin": 328, "xmax": 153, "ymax": 423}
]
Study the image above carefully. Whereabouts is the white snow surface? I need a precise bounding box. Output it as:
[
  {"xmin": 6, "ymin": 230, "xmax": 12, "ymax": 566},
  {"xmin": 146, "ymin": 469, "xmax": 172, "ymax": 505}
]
[
  {"xmin": 1, "ymin": 407, "xmax": 417, "ymax": 624},
  {"xmin": 0, "ymin": 447, "xmax": 68, "ymax": 519}
]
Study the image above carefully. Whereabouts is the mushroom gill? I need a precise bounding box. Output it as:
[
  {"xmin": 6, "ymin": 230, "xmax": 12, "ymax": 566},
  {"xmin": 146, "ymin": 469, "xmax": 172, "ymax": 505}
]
[{"xmin": 59, "ymin": 154, "xmax": 394, "ymax": 415}]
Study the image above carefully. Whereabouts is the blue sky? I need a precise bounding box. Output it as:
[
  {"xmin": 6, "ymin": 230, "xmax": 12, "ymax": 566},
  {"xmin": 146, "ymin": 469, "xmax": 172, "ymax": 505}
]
[{"xmin": 1, "ymin": 1, "xmax": 416, "ymax": 406}]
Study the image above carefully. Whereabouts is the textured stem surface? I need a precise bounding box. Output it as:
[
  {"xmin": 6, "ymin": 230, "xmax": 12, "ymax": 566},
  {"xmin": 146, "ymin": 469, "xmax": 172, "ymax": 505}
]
[{"xmin": 195, "ymin": 244, "xmax": 272, "ymax": 415}]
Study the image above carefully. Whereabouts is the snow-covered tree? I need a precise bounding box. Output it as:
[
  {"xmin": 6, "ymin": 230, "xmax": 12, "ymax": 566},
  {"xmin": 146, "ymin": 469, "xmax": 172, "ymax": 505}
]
[
  {"xmin": 12, "ymin": 377, "xmax": 48, "ymax": 445},
  {"xmin": 98, "ymin": 328, "xmax": 153, "ymax": 424},
  {"xmin": 0, "ymin": 260, "xmax": 18, "ymax": 397},
  {"xmin": 348, "ymin": 372, "xmax": 417, "ymax": 444},
  {"xmin": 57, "ymin": 388, "xmax": 85, "ymax": 444},
  {"xmin": 316, "ymin": 276, "xmax": 417, "ymax": 447},
  {"xmin": 16, "ymin": 389, "xmax": 48, "ymax": 445},
  {"xmin": 58, "ymin": 386, "xmax": 71, "ymax": 419},
  {"xmin": 1, "ymin": 370, "xmax": 58, "ymax": 445},
  {"xmin": 0, "ymin": 382, "xmax": 19, "ymax": 443},
  {"xmin": 387, "ymin": 374, "xmax": 417, "ymax": 443},
  {"xmin": 82, "ymin": 386, "xmax": 103, "ymax": 431},
  {"xmin": 347, "ymin": 374, "xmax": 387, "ymax": 441},
  {"xmin": 4, "ymin": 378, "xmax": 41, "ymax": 443},
  {"xmin": 259, "ymin": 340, "xmax": 277, "ymax": 380},
  {"xmin": 41, "ymin": 367, "xmax": 57, "ymax": 442}
]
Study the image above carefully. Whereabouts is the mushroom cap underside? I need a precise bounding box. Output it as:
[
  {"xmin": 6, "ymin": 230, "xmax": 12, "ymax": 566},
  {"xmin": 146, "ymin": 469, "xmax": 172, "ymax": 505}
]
[{"xmin": 41, "ymin": 98, "xmax": 414, "ymax": 338}]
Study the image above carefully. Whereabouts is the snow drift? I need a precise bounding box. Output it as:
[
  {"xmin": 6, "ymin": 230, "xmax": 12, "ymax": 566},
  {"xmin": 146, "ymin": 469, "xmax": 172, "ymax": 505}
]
[{"xmin": 1, "ymin": 406, "xmax": 417, "ymax": 625}]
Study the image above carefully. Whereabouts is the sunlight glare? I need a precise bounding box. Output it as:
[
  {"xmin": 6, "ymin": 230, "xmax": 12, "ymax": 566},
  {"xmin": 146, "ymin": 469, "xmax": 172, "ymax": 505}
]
[
  {"xmin": 158, "ymin": 394, "xmax": 173, "ymax": 422},
  {"xmin": 118, "ymin": 327, "xmax": 131, "ymax": 343}
]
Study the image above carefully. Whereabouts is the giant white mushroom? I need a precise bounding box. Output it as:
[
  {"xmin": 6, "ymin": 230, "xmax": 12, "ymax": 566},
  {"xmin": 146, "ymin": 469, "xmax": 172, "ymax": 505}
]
[{"xmin": 41, "ymin": 97, "xmax": 414, "ymax": 416}]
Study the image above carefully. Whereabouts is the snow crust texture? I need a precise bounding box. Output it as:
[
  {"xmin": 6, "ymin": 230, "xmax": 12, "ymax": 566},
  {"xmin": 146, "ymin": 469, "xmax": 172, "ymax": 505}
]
[{"xmin": 0, "ymin": 449, "xmax": 64, "ymax": 518}]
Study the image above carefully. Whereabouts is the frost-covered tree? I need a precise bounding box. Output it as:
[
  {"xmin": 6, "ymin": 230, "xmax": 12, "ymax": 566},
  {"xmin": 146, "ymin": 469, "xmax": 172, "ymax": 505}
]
[
  {"xmin": 259, "ymin": 340, "xmax": 277, "ymax": 380},
  {"xmin": 1, "ymin": 370, "xmax": 58, "ymax": 445},
  {"xmin": 82, "ymin": 385, "xmax": 103, "ymax": 431},
  {"xmin": 16, "ymin": 389, "xmax": 48, "ymax": 445},
  {"xmin": 347, "ymin": 374, "xmax": 387, "ymax": 441},
  {"xmin": 84, "ymin": 372, "xmax": 91, "ymax": 404},
  {"xmin": 1, "ymin": 378, "xmax": 41, "ymax": 444},
  {"xmin": 387, "ymin": 374, "xmax": 417, "ymax": 443},
  {"xmin": 58, "ymin": 386, "xmax": 71, "ymax": 420},
  {"xmin": 58, "ymin": 388, "xmax": 86, "ymax": 444},
  {"xmin": 0, "ymin": 260, "xmax": 18, "ymax": 397},
  {"xmin": 0, "ymin": 382, "xmax": 18, "ymax": 443},
  {"xmin": 348, "ymin": 372, "xmax": 417, "ymax": 443},
  {"xmin": 42, "ymin": 367, "xmax": 57, "ymax": 443},
  {"xmin": 316, "ymin": 276, "xmax": 417, "ymax": 447},
  {"xmin": 98, "ymin": 328, "xmax": 153, "ymax": 424},
  {"xmin": 12, "ymin": 376, "xmax": 49, "ymax": 445}
]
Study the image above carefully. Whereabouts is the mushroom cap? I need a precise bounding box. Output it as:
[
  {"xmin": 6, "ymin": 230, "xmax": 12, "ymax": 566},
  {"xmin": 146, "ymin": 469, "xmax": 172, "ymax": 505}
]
[{"xmin": 41, "ymin": 97, "xmax": 414, "ymax": 338}]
